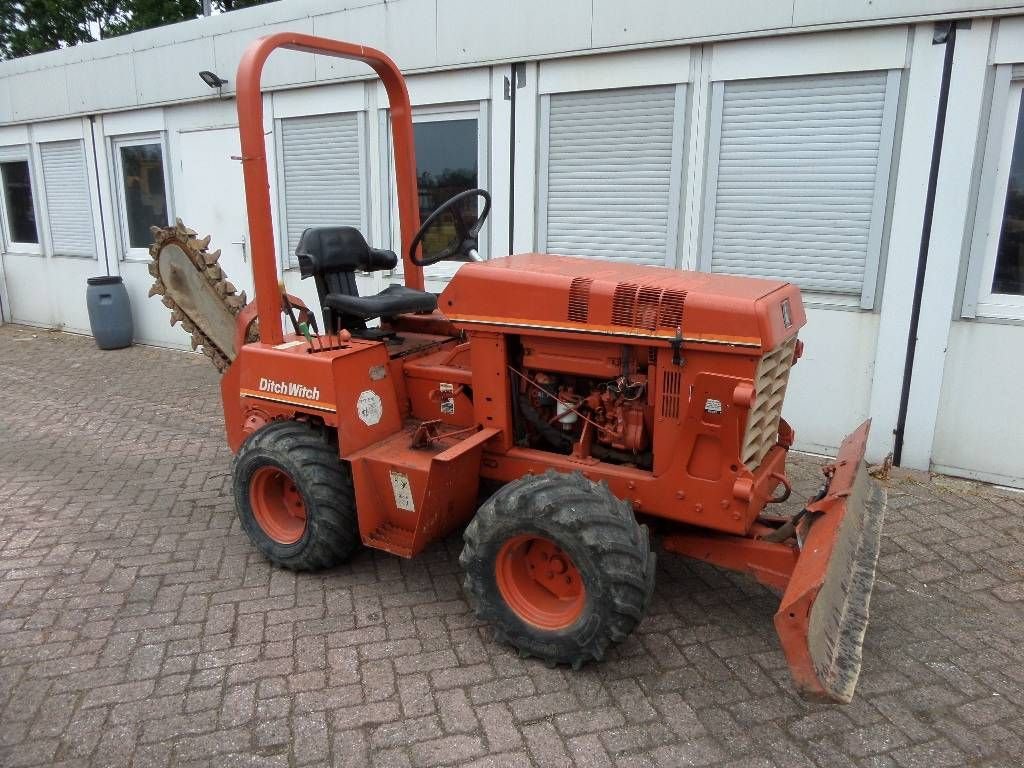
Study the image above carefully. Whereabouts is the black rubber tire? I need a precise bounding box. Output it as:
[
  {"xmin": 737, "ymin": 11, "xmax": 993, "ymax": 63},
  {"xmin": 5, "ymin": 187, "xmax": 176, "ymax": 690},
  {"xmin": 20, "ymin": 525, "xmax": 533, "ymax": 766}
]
[
  {"xmin": 460, "ymin": 471, "xmax": 656, "ymax": 668},
  {"xmin": 232, "ymin": 420, "xmax": 360, "ymax": 571}
]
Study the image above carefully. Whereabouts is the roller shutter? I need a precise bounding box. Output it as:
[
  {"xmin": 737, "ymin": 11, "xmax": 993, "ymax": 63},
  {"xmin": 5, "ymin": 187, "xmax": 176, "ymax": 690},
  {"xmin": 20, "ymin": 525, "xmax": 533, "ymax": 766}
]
[
  {"xmin": 703, "ymin": 71, "xmax": 897, "ymax": 306},
  {"xmin": 281, "ymin": 113, "xmax": 364, "ymax": 266},
  {"xmin": 40, "ymin": 140, "xmax": 94, "ymax": 257},
  {"xmin": 540, "ymin": 85, "xmax": 683, "ymax": 265}
]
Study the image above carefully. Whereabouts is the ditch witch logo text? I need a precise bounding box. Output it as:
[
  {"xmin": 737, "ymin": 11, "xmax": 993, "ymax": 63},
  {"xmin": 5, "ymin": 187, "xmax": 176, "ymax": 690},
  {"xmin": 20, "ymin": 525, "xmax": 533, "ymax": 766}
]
[{"xmin": 258, "ymin": 378, "xmax": 321, "ymax": 401}]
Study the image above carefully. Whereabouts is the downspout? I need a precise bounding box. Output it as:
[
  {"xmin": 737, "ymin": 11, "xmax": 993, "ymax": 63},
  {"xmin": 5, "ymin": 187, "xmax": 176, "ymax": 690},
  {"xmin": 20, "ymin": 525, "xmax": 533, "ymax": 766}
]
[
  {"xmin": 892, "ymin": 21, "xmax": 961, "ymax": 467},
  {"xmin": 505, "ymin": 63, "xmax": 525, "ymax": 255},
  {"xmin": 88, "ymin": 115, "xmax": 112, "ymax": 277}
]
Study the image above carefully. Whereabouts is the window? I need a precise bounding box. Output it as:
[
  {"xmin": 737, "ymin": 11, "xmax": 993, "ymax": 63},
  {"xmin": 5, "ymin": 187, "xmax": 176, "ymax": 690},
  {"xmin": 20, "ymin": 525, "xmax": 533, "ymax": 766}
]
[
  {"xmin": 40, "ymin": 140, "xmax": 95, "ymax": 258},
  {"xmin": 993, "ymin": 91, "xmax": 1024, "ymax": 297},
  {"xmin": 385, "ymin": 104, "xmax": 488, "ymax": 278},
  {"xmin": 700, "ymin": 71, "xmax": 899, "ymax": 308},
  {"xmin": 279, "ymin": 112, "xmax": 365, "ymax": 268},
  {"xmin": 414, "ymin": 117, "xmax": 479, "ymax": 257},
  {"xmin": 113, "ymin": 137, "xmax": 169, "ymax": 255},
  {"xmin": 538, "ymin": 85, "xmax": 686, "ymax": 266},
  {"xmin": 966, "ymin": 73, "xmax": 1024, "ymax": 319},
  {"xmin": 0, "ymin": 152, "xmax": 39, "ymax": 249}
]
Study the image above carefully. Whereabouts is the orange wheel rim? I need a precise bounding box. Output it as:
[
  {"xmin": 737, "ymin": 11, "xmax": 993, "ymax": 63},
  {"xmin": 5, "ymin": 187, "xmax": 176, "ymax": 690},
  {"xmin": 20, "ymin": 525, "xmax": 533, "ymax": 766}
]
[
  {"xmin": 249, "ymin": 466, "xmax": 307, "ymax": 544},
  {"xmin": 495, "ymin": 534, "xmax": 585, "ymax": 630}
]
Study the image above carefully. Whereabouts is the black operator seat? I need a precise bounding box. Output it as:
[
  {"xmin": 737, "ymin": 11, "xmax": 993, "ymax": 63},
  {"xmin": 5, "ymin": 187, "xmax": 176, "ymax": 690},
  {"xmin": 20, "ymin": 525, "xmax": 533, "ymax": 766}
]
[{"xmin": 295, "ymin": 226, "xmax": 437, "ymax": 333}]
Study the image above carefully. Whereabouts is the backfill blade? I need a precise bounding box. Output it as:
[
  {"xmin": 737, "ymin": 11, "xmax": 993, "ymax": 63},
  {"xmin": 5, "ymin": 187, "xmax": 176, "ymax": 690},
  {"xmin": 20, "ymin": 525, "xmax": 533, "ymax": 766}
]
[{"xmin": 774, "ymin": 421, "xmax": 887, "ymax": 703}]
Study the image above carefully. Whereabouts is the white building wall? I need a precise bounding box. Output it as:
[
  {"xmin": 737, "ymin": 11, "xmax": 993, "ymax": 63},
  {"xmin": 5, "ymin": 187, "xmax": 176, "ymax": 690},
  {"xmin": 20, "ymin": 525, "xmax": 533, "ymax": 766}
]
[{"xmin": 0, "ymin": 0, "xmax": 1023, "ymax": 486}]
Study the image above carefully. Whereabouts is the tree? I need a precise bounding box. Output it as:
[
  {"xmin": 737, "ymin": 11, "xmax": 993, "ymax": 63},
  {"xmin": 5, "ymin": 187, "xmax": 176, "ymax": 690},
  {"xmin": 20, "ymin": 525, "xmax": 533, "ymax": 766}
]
[
  {"xmin": 0, "ymin": 1, "xmax": 103, "ymax": 59},
  {"xmin": 0, "ymin": 0, "xmax": 279, "ymax": 60},
  {"xmin": 102, "ymin": 0, "xmax": 203, "ymax": 39}
]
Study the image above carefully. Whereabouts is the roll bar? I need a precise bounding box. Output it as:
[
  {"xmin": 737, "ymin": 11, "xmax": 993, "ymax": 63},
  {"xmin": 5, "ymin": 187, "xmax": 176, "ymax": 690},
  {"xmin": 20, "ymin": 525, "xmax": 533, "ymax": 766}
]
[{"xmin": 235, "ymin": 33, "xmax": 424, "ymax": 346}]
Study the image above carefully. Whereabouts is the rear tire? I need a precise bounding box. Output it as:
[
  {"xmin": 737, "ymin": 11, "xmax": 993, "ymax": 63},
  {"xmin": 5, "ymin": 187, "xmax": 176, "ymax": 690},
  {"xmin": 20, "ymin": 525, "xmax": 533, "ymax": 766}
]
[
  {"xmin": 233, "ymin": 420, "xmax": 359, "ymax": 571},
  {"xmin": 460, "ymin": 471, "xmax": 656, "ymax": 668}
]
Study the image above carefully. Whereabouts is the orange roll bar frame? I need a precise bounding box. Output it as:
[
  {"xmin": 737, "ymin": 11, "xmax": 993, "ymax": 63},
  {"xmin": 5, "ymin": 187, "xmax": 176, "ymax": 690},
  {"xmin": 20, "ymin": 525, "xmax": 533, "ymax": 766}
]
[{"xmin": 235, "ymin": 33, "xmax": 424, "ymax": 346}]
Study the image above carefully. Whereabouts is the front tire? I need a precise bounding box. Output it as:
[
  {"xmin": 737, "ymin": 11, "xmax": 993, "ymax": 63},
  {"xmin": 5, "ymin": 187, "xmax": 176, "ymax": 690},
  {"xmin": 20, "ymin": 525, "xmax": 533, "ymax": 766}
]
[
  {"xmin": 460, "ymin": 471, "xmax": 656, "ymax": 668},
  {"xmin": 232, "ymin": 420, "xmax": 359, "ymax": 571}
]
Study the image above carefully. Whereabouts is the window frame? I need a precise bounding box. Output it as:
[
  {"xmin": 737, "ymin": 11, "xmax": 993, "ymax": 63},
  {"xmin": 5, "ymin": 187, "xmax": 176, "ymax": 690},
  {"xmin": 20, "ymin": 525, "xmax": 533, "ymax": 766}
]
[
  {"xmin": 962, "ymin": 66, "xmax": 1024, "ymax": 321},
  {"xmin": 110, "ymin": 132, "xmax": 173, "ymax": 261},
  {"xmin": 698, "ymin": 69, "xmax": 901, "ymax": 311},
  {"xmin": 382, "ymin": 101, "xmax": 490, "ymax": 280},
  {"xmin": 0, "ymin": 145, "xmax": 43, "ymax": 256}
]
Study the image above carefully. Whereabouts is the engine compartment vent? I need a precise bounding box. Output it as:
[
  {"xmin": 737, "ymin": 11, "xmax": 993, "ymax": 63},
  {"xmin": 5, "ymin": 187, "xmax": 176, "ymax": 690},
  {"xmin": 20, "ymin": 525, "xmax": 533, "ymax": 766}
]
[
  {"xmin": 661, "ymin": 368, "xmax": 681, "ymax": 419},
  {"xmin": 567, "ymin": 277, "xmax": 593, "ymax": 323},
  {"xmin": 658, "ymin": 290, "xmax": 685, "ymax": 330},
  {"xmin": 611, "ymin": 282, "xmax": 640, "ymax": 327},
  {"xmin": 611, "ymin": 282, "xmax": 687, "ymax": 332}
]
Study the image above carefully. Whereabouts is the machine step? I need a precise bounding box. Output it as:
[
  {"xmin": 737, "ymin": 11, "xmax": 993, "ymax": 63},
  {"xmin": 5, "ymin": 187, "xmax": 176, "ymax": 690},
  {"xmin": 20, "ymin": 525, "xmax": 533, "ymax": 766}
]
[
  {"xmin": 348, "ymin": 423, "xmax": 500, "ymax": 557},
  {"xmin": 365, "ymin": 521, "xmax": 416, "ymax": 557}
]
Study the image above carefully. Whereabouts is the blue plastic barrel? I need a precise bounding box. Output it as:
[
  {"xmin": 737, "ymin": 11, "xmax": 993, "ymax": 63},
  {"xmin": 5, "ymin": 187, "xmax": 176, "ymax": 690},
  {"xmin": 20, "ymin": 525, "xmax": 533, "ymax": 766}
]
[{"xmin": 86, "ymin": 275, "xmax": 134, "ymax": 350}]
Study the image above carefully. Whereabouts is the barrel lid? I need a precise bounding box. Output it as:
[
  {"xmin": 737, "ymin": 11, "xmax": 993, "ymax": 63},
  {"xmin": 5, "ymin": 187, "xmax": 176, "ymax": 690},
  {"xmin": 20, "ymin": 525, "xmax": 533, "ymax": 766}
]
[{"xmin": 87, "ymin": 275, "xmax": 123, "ymax": 286}]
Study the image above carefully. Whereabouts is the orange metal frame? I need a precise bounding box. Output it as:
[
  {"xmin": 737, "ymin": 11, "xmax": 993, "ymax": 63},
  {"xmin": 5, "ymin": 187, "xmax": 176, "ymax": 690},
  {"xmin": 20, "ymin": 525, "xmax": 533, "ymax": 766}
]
[{"xmin": 235, "ymin": 32, "xmax": 425, "ymax": 347}]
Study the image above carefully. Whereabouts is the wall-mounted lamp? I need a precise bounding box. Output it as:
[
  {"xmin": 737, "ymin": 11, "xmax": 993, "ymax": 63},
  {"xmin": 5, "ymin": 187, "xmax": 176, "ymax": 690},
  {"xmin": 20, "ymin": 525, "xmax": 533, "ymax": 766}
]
[{"xmin": 199, "ymin": 70, "xmax": 228, "ymax": 89}]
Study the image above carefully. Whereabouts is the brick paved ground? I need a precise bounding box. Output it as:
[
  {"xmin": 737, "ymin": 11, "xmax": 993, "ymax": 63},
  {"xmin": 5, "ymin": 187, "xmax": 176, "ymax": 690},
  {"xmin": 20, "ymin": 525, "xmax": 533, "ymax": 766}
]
[{"xmin": 1, "ymin": 324, "xmax": 1023, "ymax": 768}]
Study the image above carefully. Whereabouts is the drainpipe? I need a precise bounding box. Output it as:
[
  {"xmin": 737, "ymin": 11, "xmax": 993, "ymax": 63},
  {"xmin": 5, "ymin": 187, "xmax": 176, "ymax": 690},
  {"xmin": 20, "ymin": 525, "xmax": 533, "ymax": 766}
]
[
  {"xmin": 892, "ymin": 20, "xmax": 962, "ymax": 467},
  {"xmin": 88, "ymin": 115, "xmax": 112, "ymax": 277},
  {"xmin": 505, "ymin": 63, "xmax": 525, "ymax": 255}
]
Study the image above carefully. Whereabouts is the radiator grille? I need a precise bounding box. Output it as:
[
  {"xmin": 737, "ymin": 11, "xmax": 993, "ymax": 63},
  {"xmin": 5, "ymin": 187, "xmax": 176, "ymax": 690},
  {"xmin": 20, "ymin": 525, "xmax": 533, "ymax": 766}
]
[
  {"xmin": 567, "ymin": 277, "xmax": 593, "ymax": 323},
  {"xmin": 741, "ymin": 336, "xmax": 797, "ymax": 469}
]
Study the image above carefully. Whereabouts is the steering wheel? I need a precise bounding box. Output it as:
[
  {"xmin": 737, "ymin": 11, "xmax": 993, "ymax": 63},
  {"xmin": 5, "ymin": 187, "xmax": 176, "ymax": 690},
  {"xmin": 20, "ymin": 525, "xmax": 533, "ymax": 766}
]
[{"xmin": 409, "ymin": 188, "xmax": 491, "ymax": 267}]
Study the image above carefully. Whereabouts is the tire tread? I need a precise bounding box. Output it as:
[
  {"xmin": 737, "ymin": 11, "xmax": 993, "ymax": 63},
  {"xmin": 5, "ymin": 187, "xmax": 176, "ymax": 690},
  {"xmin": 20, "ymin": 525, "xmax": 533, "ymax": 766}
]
[
  {"xmin": 233, "ymin": 421, "xmax": 359, "ymax": 571},
  {"xmin": 461, "ymin": 470, "xmax": 656, "ymax": 668}
]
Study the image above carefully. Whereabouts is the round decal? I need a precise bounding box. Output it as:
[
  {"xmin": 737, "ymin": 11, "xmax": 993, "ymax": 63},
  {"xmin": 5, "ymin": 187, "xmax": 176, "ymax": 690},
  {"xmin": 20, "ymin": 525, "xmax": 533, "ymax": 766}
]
[{"xmin": 357, "ymin": 389, "xmax": 383, "ymax": 426}]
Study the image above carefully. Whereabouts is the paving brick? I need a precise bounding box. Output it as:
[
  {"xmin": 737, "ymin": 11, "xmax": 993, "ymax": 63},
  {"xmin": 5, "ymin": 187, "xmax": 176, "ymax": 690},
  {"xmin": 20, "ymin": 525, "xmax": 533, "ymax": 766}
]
[
  {"xmin": 332, "ymin": 729, "xmax": 370, "ymax": 768},
  {"xmin": 409, "ymin": 735, "xmax": 486, "ymax": 767},
  {"xmin": 174, "ymin": 726, "xmax": 251, "ymax": 761},
  {"xmin": 841, "ymin": 723, "xmax": 910, "ymax": 758},
  {"xmin": 398, "ymin": 673, "xmax": 435, "ymax": 718},
  {"xmin": 254, "ymin": 719, "xmax": 290, "ymax": 749},
  {"xmin": 370, "ymin": 715, "xmax": 443, "ymax": 749},
  {"xmin": 81, "ymin": 679, "xmax": 156, "ymax": 708},
  {"xmin": 509, "ymin": 691, "xmax": 580, "ymax": 722},
  {"xmin": 469, "ymin": 675, "xmax": 535, "ymax": 705},
  {"xmin": 292, "ymin": 712, "xmax": 330, "ymax": 765},
  {"xmin": 523, "ymin": 721, "xmax": 572, "ymax": 767},
  {"xmin": 890, "ymin": 738, "xmax": 966, "ymax": 768},
  {"xmin": 479, "ymin": 703, "xmax": 522, "ymax": 752},
  {"xmin": 568, "ymin": 733, "xmax": 615, "ymax": 768},
  {"xmin": 2, "ymin": 326, "xmax": 1022, "ymax": 768},
  {"xmin": 555, "ymin": 706, "xmax": 627, "ymax": 737},
  {"xmin": 220, "ymin": 683, "xmax": 257, "ymax": 727},
  {"xmin": 436, "ymin": 688, "xmax": 478, "ymax": 733}
]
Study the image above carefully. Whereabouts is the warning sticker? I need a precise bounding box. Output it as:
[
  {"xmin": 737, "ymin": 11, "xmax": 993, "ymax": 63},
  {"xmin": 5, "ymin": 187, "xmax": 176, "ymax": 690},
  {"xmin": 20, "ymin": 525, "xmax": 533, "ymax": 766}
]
[
  {"xmin": 390, "ymin": 470, "xmax": 415, "ymax": 512},
  {"xmin": 440, "ymin": 382, "xmax": 455, "ymax": 415},
  {"xmin": 357, "ymin": 390, "xmax": 383, "ymax": 426}
]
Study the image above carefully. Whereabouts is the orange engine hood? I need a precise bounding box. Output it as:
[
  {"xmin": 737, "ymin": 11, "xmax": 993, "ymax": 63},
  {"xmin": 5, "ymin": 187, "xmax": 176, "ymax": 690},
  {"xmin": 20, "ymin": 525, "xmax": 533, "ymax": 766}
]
[{"xmin": 438, "ymin": 254, "xmax": 806, "ymax": 352}]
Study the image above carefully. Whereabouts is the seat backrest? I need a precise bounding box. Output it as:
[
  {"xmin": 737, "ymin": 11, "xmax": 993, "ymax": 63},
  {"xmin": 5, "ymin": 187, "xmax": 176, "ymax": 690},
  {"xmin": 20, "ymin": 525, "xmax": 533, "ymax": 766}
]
[
  {"xmin": 294, "ymin": 227, "xmax": 398, "ymax": 333},
  {"xmin": 295, "ymin": 227, "xmax": 397, "ymax": 276}
]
